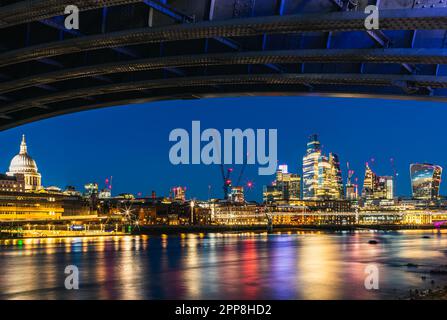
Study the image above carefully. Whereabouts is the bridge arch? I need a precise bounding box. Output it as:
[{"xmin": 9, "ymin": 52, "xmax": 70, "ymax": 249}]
[{"xmin": 0, "ymin": 0, "xmax": 446, "ymax": 130}]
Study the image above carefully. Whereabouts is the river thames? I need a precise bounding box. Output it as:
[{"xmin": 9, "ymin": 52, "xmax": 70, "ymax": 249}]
[{"xmin": 0, "ymin": 229, "xmax": 446, "ymax": 300}]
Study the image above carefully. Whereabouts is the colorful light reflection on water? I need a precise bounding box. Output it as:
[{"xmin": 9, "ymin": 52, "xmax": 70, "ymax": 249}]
[{"xmin": 0, "ymin": 230, "xmax": 446, "ymax": 300}]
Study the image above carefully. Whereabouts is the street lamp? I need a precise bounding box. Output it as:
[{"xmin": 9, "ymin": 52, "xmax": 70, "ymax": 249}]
[{"xmin": 190, "ymin": 201, "xmax": 195, "ymax": 225}]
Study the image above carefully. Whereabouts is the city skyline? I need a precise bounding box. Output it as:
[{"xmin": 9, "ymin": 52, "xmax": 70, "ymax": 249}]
[{"xmin": 0, "ymin": 96, "xmax": 446, "ymax": 201}]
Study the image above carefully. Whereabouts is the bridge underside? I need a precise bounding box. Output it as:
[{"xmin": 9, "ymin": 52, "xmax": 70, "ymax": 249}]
[{"xmin": 0, "ymin": 0, "xmax": 447, "ymax": 130}]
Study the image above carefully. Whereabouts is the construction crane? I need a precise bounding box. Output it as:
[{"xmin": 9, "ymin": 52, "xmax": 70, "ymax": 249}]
[
  {"xmin": 220, "ymin": 165, "xmax": 233, "ymax": 200},
  {"xmin": 236, "ymin": 161, "xmax": 247, "ymax": 187},
  {"xmin": 220, "ymin": 162, "xmax": 249, "ymax": 200},
  {"xmin": 347, "ymin": 162, "xmax": 354, "ymax": 185}
]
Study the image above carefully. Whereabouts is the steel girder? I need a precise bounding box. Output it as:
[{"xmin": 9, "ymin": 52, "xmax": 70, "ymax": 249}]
[
  {"xmin": 1, "ymin": 9, "xmax": 446, "ymax": 68},
  {"xmin": 3, "ymin": 73, "xmax": 447, "ymax": 113},
  {"xmin": 1, "ymin": 49, "xmax": 447, "ymax": 95},
  {"xmin": 0, "ymin": 1, "xmax": 447, "ymax": 131}
]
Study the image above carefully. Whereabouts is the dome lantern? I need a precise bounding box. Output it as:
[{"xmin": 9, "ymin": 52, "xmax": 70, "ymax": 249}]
[{"xmin": 20, "ymin": 134, "xmax": 27, "ymax": 154}]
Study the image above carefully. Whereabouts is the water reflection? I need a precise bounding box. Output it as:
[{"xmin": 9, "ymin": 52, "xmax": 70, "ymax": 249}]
[{"xmin": 0, "ymin": 230, "xmax": 446, "ymax": 300}]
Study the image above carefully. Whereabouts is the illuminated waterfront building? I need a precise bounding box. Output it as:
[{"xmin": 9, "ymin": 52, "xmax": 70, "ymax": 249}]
[
  {"xmin": 362, "ymin": 163, "xmax": 393, "ymax": 200},
  {"xmin": 6, "ymin": 135, "xmax": 42, "ymax": 191},
  {"xmin": 410, "ymin": 163, "xmax": 442, "ymax": 200},
  {"xmin": 0, "ymin": 191, "xmax": 91, "ymax": 221},
  {"xmin": 64, "ymin": 186, "xmax": 82, "ymax": 196},
  {"xmin": 0, "ymin": 173, "xmax": 25, "ymax": 192},
  {"xmin": 302, "ymin": 135, "xmax": 343, "ymax": 200},
  {"xmin": 263, "ymin": 165, "xmax": 300, "ymax": 203},
  {"xmin": 263, "ymin": 185, "xmax": 283, "ymax": 203}
]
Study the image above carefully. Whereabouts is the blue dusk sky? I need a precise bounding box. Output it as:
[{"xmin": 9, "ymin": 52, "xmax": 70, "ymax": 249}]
[{"xmin": 0, "ymin": 96, "xmax": 445, "ymax": 201}]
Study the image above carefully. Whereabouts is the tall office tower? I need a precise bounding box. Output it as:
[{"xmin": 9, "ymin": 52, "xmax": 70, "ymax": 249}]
[
  {"xmin": 302, "ymin": 134, "xmax": 321, "ymax": 200},
  {"xmin": 373, "ymin": 176, "xmax": 394, "ymax": 200},
  {"xmin": 263, "ymin": 165, "xmax": 301, "ymax": 203},
  {"xmin": 316, "ymin": 154, "xmax": 332, "ymax": 199},
  {"xmin": 303, "ymin": 135, "xmax": 343, "ymax": 200},
  {"xmin": 329, "ymin": 153, "xmax": 343, "ymax": 199},
  {"xmin": 410, "ymin": 163, "xmax": 442, "ymax": 200},
  {"xmin": 362, "ymin": 163, "xmax": 377, "ymax": 199},
  {"xmin": 362, "ymin": 163, "xmax": 394, "ymax": 200}
]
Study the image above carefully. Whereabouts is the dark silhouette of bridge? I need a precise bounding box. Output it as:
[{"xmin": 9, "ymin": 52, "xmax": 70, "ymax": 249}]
[{"xmin": 0, "ymin": 0, "xmax": 446, "ymax": 130}]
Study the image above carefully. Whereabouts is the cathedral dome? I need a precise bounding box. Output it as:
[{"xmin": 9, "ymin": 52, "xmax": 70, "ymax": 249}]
[{"xmin": 7, "ymin": 135, "xmax": 39, "ymax": 175}]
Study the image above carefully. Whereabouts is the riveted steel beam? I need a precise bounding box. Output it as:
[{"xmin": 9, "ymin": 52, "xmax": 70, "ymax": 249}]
[
  {"xmin": 1, "ymin": 48, "xmax": 447, "ymax": 95},
  {"xmin": 1, "ymin": 73, "xmax": 446, "ymax": 115},
  {"xmin": 1, "ymin": 9, "xmax": 446, "ymax": 68}
]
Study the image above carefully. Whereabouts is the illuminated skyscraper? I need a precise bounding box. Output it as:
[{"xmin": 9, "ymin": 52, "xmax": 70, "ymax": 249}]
[
  {"xmin": 362, "ymin": 163, "xmax": 393, "ymax": 200},
  {"xmin": 362, "ymin": 163, "xmax": 377, "ymax": 199},
  {"xmin": 329, "ymin": 153, "xmax": 343, "ymax": 199},
  {"xmin": 263, "ymin": 165, "xmax": 301, "ymax": 203},
  {"xmin": 374, "ymin": 176, "xmax": 394, "ymax": 199},
  {"xmin": 410, "ymin": 163, "xmax": 442, "ymax": 200},
  {"xmin": 303, "ymin": 135, "xmax": 343, "ymax": 200},
  {"xmin": 302, "ymin": 134, "xmax": 321, "ymax": 200}
]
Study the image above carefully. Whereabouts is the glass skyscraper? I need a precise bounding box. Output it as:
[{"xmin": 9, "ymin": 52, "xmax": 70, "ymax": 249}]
[
  {"xmin": 410, "ymin": 163, "xmax": 442, "ymax": 200},
  {"xmin": 329, "ymin": 153, "xmax": 343, "ymax": 199},
  {"xmin": 302, "ymin": 134, "xmax": 321, "ymax": 200},
  {"xmin": 302, "ymin": 135, "xmax": 343, "ymax": 200}
]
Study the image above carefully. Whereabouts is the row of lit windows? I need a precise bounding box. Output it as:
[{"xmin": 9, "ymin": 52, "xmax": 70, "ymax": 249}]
[
  {"xmin": 0, "ymin": 211, "xmax": 57, "ymax": 215},
  {"xmin": 0, "ymin": 203, "xmax": 62, "ymax": 208}
]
